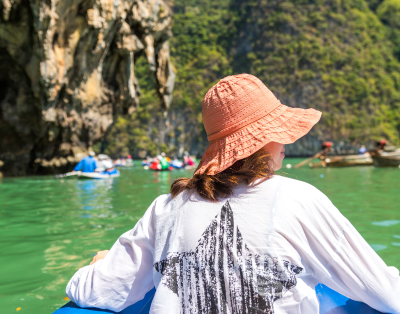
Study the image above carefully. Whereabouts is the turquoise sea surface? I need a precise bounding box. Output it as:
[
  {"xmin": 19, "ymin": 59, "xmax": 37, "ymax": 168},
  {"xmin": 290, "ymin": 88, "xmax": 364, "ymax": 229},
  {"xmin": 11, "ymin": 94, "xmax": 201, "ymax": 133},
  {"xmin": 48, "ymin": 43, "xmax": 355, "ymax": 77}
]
[{"xmin": 0, "ymin": 159, "xmax": 399, "ymax": 313}]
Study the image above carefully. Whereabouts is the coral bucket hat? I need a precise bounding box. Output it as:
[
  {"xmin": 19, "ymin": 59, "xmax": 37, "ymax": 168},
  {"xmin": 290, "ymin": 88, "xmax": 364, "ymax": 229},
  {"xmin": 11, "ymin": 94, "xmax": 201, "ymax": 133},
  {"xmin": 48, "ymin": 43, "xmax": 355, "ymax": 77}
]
[{"xmin": 195, "ymin": 74, "xmax": 322, "ymax": 175}]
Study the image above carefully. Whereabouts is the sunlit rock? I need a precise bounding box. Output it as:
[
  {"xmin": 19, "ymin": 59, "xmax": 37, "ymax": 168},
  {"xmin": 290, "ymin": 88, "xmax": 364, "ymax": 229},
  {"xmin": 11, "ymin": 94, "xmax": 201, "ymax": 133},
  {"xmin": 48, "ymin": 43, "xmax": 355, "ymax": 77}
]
[{"xmin": 0, "ymin": 0, "xmax": 175, "ymax": 176}]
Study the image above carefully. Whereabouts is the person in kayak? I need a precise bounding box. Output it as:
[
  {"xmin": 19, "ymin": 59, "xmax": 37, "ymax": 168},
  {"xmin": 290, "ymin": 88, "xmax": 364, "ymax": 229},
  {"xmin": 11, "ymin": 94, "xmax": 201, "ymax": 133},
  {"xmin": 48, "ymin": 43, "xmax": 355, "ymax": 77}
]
[
  {"xmin": 160, "ymin": 152, "xmax": 170, "ymax": 170},
  {"xmin": 101, "ymin": 157, "xmax": 118, "ymax": 175},
  {"xmin": 66, "ymin": 74, "xmax": 400, "ymax": 314},
  {"xmin": 171, "ymin": 156, "xmax": 184, "ymax": 169},
  {"xmin": 183, "ymin": 153, "xmax": 195, "ymax": 166},
  {"xmin": 359, "ymin": 145, "xmax": 367, "ymax": 155},
  {"xmin": 73, "ymin": 151, "xmax": 97, "ymax": 173},
  {"xmin": 148, "ymin": 155, "xmax": 170, "ymax": 171}
]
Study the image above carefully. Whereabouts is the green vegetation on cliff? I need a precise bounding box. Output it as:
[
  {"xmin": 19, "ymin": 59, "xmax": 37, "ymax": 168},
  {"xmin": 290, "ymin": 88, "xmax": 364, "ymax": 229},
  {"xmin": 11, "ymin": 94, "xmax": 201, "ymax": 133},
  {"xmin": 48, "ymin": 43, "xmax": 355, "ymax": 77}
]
[
  {"xmin": 231, "ymin": 0, "xmax": 400, "ymax": 142},
  {"xmin": 376, "ymin": 0, "xmax": 400, "ymax": 60},
  {"xmin": 104, "ymin": 0, "xmax": 400, "ymax": 158}
]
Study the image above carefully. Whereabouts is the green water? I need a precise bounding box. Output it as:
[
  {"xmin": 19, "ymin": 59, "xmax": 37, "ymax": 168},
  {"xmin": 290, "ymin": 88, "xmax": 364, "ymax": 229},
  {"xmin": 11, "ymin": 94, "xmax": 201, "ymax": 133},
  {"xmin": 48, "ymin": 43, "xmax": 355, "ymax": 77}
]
[{"xmin": 1, "ymin": 159, "xmax": 400, "ymax": 313}]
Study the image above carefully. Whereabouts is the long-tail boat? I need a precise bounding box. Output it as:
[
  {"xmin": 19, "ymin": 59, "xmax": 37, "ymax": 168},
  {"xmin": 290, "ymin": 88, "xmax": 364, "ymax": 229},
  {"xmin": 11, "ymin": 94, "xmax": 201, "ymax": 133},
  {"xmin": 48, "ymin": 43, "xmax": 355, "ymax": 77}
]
[
  {"xmin": 365, "ymin": 139, "xmax": 400, "ymax": 167},
  {"xmin": 309, "ymin": 153, "xmax": 373, "ymax": 168},
  {"xmin": 370, "ymin": 149, "xmax": 400, "ymax": 167},
  {"xmin": 295, "ymin": 142, "xmax": 373, "ymax": 169}
]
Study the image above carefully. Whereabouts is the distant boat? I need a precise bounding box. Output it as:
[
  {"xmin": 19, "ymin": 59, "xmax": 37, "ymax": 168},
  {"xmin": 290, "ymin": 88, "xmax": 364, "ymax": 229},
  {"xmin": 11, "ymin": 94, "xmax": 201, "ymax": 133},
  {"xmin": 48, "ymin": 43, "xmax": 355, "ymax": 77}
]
[
  {"xmin": 371, "ymin": 150, "xmax": 400, "ymax": 167},
  {"xmin": 309, "ymin": 153, "xmax": 373, "ymax": 168},
  {"xmin": 55, "ymin": 170, "xmax": 120, "ymax": 179},
  {"xmin": 77, "ymin": 171, "xmax": 120, "ymax": 179}
]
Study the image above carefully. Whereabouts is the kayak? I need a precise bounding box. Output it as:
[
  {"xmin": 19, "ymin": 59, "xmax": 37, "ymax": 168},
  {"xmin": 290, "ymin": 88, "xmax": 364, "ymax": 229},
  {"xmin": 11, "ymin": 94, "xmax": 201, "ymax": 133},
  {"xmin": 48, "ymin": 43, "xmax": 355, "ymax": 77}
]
[
  {"xmin": 77, "ymin": 171, "xmax": 120, "ymax": 179},
  {"xmin": 153, "ymin": 167, "xmax": 173, "ymax": 171},
  {"xmin": 54, "ymin": 288, "xmax": 155, "ymax": 314},
  {"xmin": 316, "ymin": 284, "xmax": 383, "ymax": 313},
  {"xmin": 170, "ymin": 164, "xmax": 197, "ymax": 170},
  {"xmin": 53, "ymin": 284, "xmax": 383, "ymax": 314},
  {"xmin": 55, "ymin": 171, "xmax": 120, "ymax": 179}
]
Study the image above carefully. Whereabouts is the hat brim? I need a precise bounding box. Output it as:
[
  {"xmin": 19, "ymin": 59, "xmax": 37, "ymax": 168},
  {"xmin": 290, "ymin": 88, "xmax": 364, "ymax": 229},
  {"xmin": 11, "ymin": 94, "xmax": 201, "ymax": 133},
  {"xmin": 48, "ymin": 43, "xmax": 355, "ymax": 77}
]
[{"xmin": 195, "ymin": 104, "xmax": 322, "ymax": 175}]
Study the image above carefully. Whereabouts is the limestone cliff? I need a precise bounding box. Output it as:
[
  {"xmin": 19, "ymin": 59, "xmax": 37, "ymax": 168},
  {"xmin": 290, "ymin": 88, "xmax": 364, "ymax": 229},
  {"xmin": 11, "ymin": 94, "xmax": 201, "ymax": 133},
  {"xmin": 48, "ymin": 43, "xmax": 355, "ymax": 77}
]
[{"xmin": 0, "ymin": 0, "xmax": 175, "ymax": 176}]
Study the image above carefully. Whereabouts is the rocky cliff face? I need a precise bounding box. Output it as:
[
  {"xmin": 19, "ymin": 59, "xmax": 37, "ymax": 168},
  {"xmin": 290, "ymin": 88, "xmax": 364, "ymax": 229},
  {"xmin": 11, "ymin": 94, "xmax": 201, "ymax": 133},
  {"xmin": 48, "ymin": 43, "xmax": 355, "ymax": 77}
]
[
  {"xmin": 0, "ymin": 0, "xmax": 175, "ymax": 176},
  {"xmin": 103, "ymin": 0, "xmax": 400, "ymax": 161}
]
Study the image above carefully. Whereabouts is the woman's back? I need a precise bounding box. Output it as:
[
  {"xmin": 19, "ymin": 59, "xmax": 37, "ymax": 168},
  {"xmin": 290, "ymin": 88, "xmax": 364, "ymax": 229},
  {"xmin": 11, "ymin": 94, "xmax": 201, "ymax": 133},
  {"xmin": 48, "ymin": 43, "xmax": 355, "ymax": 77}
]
[
  {"xmin": 145, "ymin": 175, "xmax": 399, "ymax": 313},
  {"xmin": 66, "ymin": 75, "xmax": 400, "ymax": 313},
  {"xmin": 66, "ymin": 175, "xmax": 400, "ymax": 313},
  {"xmin": 151, "ymin": 175, "xmax": 309, "ymax": 313}
]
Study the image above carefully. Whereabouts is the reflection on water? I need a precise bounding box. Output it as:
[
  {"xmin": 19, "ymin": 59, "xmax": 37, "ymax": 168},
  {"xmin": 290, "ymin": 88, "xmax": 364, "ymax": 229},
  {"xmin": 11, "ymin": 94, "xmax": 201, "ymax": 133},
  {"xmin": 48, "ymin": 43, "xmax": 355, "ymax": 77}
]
[
  {"xmin": 77, "ymin": 179, "xmax": 114, "ymax": 211},
  {"xmin": 372, "ymin": 220, "xmax": 400, "ymax": 227},
  {"xmin": 0, "ymin": 160, "xmax": 399, "ymax": 313},
  {"xmin": 152, "ymin": 170, "xmax": 172, "ymax": 183},
  {"xmin": 40, "ymin": 178, "xmax": 119, "ymax": 309},
  {"xmin": 370, "ymin": 244, "xmax": 388, "ymax": 251}
]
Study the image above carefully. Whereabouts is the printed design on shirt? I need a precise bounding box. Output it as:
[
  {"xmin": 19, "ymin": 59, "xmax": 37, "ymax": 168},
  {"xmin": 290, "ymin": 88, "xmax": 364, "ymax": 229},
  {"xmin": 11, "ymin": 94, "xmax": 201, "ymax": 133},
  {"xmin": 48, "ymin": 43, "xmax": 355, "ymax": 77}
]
[{"xmin": 154, "ymin": 201, "xmax": 303, "ymax": 314}]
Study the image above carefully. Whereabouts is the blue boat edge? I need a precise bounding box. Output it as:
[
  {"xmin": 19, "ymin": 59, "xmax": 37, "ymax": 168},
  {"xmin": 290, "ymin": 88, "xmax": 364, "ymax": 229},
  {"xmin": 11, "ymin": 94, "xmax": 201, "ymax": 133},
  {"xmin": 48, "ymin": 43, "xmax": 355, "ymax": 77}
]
[
  {"xmin": 315, "ymin": 284, "xmax": 384, "ymax": 314},
  {"xmin": 54, "ymin": 288, "xmax": 156, "ymax": 314},
  {"xmin": 54, "ymin": 284, "xmax": 384, "ymax": 314}
]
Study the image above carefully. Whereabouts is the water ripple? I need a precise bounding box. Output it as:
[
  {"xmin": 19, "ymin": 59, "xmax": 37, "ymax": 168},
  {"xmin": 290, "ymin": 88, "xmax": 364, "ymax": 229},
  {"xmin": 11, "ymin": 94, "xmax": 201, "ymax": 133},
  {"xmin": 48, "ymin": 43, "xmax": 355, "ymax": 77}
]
[{"xmin": 372, "ymin": 220, "xmax": 400, "ymax": 227}]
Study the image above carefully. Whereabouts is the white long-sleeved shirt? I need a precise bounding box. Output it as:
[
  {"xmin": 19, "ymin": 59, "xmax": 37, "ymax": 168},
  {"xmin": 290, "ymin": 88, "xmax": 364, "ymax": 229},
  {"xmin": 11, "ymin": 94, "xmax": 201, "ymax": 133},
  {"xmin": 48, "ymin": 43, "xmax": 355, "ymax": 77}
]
[{"xmin": 66, "ymin": 175, "xmax": 400, "ymax": 313}]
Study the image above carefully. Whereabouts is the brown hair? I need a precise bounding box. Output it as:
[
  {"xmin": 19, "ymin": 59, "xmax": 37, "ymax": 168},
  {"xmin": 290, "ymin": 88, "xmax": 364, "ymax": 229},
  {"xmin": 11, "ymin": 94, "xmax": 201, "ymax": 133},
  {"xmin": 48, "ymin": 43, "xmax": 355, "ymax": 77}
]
[{"xmin": 171, "ymin": 149, "xmax": 274, "ymax": 201}]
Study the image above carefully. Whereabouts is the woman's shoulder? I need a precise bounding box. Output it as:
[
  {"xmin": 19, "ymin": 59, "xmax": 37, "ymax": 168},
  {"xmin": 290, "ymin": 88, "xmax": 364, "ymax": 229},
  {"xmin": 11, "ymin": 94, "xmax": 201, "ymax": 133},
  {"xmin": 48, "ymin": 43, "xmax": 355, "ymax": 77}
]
[
  {"xmin": 259, "ymin": 176, "xmax": 341, "ymax": 224},
  {"xmin": 150, "ymin": 191, "xmax": 196, "ymax": 212},
  {"xmin": 262, "ymin": 175, "xmax": 330, "ymax": 203},
  {"xmin": 150, "ymin": 193, "xmax": 174, "ymax": 209},
  {"xmin": 260, "ymin": 175, "xmax": 320, "ymax": 191}
]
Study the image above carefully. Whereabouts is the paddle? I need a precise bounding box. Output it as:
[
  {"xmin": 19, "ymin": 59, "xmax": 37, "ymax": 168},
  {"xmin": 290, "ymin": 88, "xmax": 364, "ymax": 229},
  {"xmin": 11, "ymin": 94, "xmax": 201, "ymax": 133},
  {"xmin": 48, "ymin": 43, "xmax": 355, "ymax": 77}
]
[
  {"xmin": 294, "ymin": 149, "xmax": 327, "ymax": 169},
  {"xmin": 55, "ymin": 171, "xmax": 81, "ymax": 178}
]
